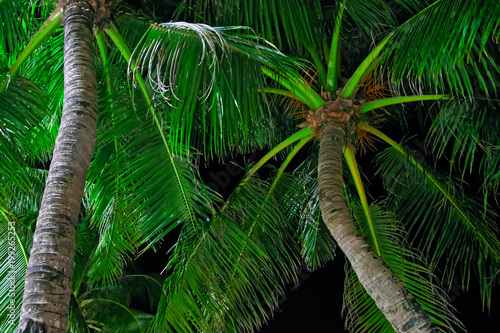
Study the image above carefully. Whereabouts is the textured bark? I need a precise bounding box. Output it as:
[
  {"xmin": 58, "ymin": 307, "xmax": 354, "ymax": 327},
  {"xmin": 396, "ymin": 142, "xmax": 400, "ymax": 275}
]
[
  {"xmin": 18, "ymin": 1, "xmax": 97, "ymax": 332},
  {"xmin": 318, "ymin": 121, "xmax": 434, "ymax": 333}
]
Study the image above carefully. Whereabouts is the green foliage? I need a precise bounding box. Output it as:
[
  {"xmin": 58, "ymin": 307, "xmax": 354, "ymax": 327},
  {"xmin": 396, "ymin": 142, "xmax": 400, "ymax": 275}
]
[
  {"xmin": 174, "ymin": 0, "xmax": 323, "ymax": 52},
  {"xmin": 429, "ymin": 101, "xmax": 500, "ymax": 203},
  {"xmin": 381, "ymin": 0, "xmax": 500, "ymax": 97},
  {"xmin": 152, "ymin": 177, "xmax": 300, "ymax": 332},
  {"xmin": 0, "ymin": 74, "xmax": 49, "ymax": 191},
  {"xmin": 132, "ymin": 22, "xmax": 304, "ymax": 157},
  {"xmin": 1, "ymin": 0, "xmax": 500, "ymax": 332},
  {"xmin": 277, "ymin": 160, "xmax": 337, "ymax": 271},
  {"xmin": 376, "ymin": 144, "xmax": 500, "ymax": 308}
]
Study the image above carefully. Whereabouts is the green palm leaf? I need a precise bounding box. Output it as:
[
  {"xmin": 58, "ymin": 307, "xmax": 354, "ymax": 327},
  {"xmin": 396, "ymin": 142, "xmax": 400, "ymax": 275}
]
[
  {"xmin": 77, "ymin": 274, "xmax": 162, "ymax": 333},
  {"xmin": 86, "ymin": 80, "xmax": 216, "ymax": 286},
  {"xmin": 0, "ymin": 74, "xmax": 51, "ymax": 198},
  {"xmin": 381, "ymin": 0, "xmax": 500, "ymax": 97},
  {"xmin": 174, "ymin": 0, "xmax": 322, "ymax": 51},
  {"xmin": 429, "ymin": 101, "xmax": 500, "ymax": 205},
  {"xmin": 0, "ymin": 0, "xmax": 33, "ymax": 64},
  {"xmin": 376, "ymin": 144, "xmax": 500, "ymax": 308},
  {"xmin": 25, "ymin": 29, "xmax": 65, "ymax": 119},
  {"xmin": 131, "ymin": 22, "xmax": 304, "ymax": 157},
  {"xmin": 152, "ymin": 177, "xmax": 300, "ymax": 333},
  {"xmin": 277, "ymin": 161, "xmax": 337, "ymax": 271}
]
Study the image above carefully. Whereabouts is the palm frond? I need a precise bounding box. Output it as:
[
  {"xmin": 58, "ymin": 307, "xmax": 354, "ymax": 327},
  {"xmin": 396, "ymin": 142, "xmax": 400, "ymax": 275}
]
[
  {"xmin": 0, "ymin": 74, "xmax": 51, "ymax": 196},
  {"xmin": 0, "ymin": 0, "xmax": 37, "ymax": 64},
  {"xmin": 80, "ymin": 298, "xmax": 154, "ymax": 333},
  {"xmin": 343, "ymin": 0, "xmax": 397, "ymax": 36},
  {"xmin": 72, "ymin": 216, "xmax": 100, "ymax": 294},
  {"xmin": 343, "ymin": 202, "xmax": 461, "ymax": 333},
  {"xmin": 131, "ymin": 22, "xmax": 304, "ymax": 157},
  {"xmin": 376, "ymin": 144, "xmax": 500, "ymax": 308},
  {"xmin": 152, "ymin": 177, "xmax": 300, "ymax": 333},
  {"xmin": 429, "ymin": 100, "xmax": 500, "ymax": 205},
  {"xmin": 68, "ymin": 294, "xmax": 91, "ymax": 333},
  {"xmin": 174, "ymin": 0, "xmax": 323, "ymax": 51},
  {"xmin": 85, "ymin": 82, "xmax": 216, "ymax": 287},
  {"xmin": 381, "ymin": 0, "xmax": 500, "ymax": 97}
]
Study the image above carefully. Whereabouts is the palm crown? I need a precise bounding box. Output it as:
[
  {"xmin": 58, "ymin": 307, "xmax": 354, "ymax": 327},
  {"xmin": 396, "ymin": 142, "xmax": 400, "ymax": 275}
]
[{"xmin": 0, "ymin": 0, "xmax": 499, "ymax": 332}]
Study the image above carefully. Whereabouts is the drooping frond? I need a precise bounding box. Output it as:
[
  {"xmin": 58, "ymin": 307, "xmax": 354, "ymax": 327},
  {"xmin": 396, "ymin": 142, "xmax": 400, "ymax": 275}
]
[
  {"xmin": 71, "ymin": 225, "xmax": 163, "ymax": 333},
  {"xmin": 0, "ymin": 73, "xmax": 51, "ymax": 197},
  {"xmin": 381, "ymin": 0, "xmax": 500, "ymax": 97},
  {"xmin": 82, "ymin": 30, "xmax": 217, "ymax": 288},
  {"xmin": 429, "ymin": 100, "xmax": 500, "ymax": 205},
  {"xmin": 85, "ymin": 81, "xmax": 215, "ymax": 287},
  {"xmin": 80, "ymin": 299, "xmax": 154, "ymax": 333},
  {"xmin": 71, "ymin": 217, "xmax": 99, "ymax": 294},
  {"xmin": 68, "ymin": 294, "xmax": 90, "ymax": 333},
  {"xmin": 131, "ymin": 22, "xmax": 304, "ymax": 157},
  {"xmin": 343, "ymin": 202, "xmax": 461, "ymax": 333},
  {"xmin": 376, "ymin": 144, "xmax": 500, "ymax": 308},
  {"xmin": 151, "ymin": 177, "xmax": 300, "ymax": 333},
  {"xmin": 343, "ymin": 266, "xmax": 396, "ymax": 333},
  {"xmin": 174, "ymin": 0, "xmax": 323, "ymax": 51},
  {"xmin": 24, "ymin": 29, "xmax": 65, "ymax": 117}
]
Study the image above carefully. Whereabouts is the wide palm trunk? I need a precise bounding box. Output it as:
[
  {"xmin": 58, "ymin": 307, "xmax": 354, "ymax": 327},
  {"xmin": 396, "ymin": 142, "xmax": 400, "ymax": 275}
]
[
  {"xmin": 18, "ymin": 1, "xmax": 98, "ymax": 332},
  {"xmin": 317, "ymin": 120, "xmax": 433, "ymax": 333}
]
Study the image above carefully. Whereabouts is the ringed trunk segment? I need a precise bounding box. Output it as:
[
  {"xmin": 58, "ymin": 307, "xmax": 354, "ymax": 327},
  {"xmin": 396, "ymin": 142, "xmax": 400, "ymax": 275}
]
[
  {"xmin": 317, "ymin": 120, "xmax": 434, "ymax": 332},
  {"xmin": 18, "ymin": 1, "xmax": 98, "ymax": 332}
]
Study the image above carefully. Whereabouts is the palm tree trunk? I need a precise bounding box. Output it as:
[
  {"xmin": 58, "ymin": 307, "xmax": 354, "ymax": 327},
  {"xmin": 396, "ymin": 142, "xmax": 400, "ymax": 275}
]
[
  {"xmin": 18, "ymin": 1, "xmax": 97, "ymax": 332},
  {"xmin": 317, "ymin": 121, "xmax": 434, "ymax": 333}
]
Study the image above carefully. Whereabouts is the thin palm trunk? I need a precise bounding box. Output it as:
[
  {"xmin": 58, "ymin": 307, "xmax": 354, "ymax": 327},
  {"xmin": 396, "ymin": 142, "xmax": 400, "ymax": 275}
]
[
  {"xmin": 18, "ymin": 1, "xmax": 97, "ymax": 332},
  {"xmin": 317, "ymin": 120, "xmax": 434, "ymax": 333}
]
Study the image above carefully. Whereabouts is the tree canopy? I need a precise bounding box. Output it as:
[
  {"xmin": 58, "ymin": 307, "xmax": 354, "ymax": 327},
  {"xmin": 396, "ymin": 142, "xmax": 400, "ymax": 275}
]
[{"xmin": 0, "ymin": 1, "xmax": 499, "ymax": 332}]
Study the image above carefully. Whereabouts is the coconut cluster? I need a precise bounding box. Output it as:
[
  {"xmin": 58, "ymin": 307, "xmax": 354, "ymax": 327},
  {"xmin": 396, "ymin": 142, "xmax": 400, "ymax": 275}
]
[{"xmin": 300, "ymin": 98, "xmax": 361, "ymax": 138}]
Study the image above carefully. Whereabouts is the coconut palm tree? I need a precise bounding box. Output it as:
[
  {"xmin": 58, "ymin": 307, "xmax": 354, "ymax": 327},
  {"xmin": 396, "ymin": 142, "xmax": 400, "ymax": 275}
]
[
  {"xmin": 0, "ymin": 0, "xmax": 499, "ymax": 333},
  {"xmin": 147, "ymin": 0, "xmax": 500, "ymax": 332},
  {"xmin": 0, "ymin": 1, "xmax": 313, "ymax": 332}
]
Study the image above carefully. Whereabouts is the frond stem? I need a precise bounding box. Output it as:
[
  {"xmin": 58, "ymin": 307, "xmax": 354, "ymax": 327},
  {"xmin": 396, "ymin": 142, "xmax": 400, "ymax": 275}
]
[
  {"xmin": 262, "ymin": 67, "xmax": 324, "ymax": 109},
  {"xmin": 326, "ymin": 3, "xmax": 345, "ymax": 92},
  {"xmin": 343, "ymin": 145, "xmax": 381, "ymax": 256},
  {"xmin": 260, "ymin": 87, "xmax": 302, "ymax": 101},
  {"xmin": 341, "ymin": 35, "xmax": 391, "ymax": 99},
  {"xmin": 308, "ymin": 47, "xmax": 327, "ymax": 87},
  {"xmin": 360, "ymin": 95, "xmax": 447, "ymax": 113},
  {"xmin": 241, "ymin": 126, "xmax": 314, "ymax": 185},
  {"xmin": 269, "ymin": 134, "xmax": 314, "ymax": 193}
]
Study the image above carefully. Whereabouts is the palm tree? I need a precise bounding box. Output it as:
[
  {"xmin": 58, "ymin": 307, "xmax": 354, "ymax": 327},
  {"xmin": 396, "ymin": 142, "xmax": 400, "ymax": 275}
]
[
  {"xmin": 0, "ymin": 0, "xmax": 314, "ymax": 332},
  {"xmin": 148, "ymin": 0, "xmax": 500, "ymax": 332},
  {"xmin": 0, "ymin": 0, "xmax": 499, "ymax": 332}
]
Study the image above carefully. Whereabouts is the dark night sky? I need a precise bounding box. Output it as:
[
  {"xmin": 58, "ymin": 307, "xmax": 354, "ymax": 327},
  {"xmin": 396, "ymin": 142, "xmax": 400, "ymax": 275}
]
[{"xmin": 258, "ymin": 255, "xmax": 499, "ymax": 332}]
